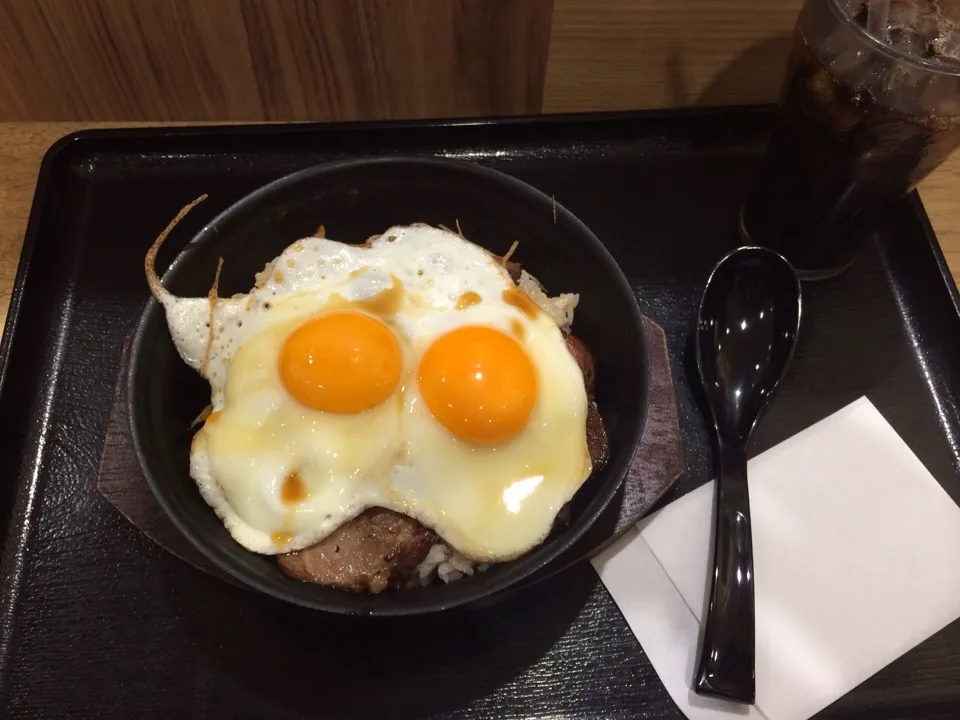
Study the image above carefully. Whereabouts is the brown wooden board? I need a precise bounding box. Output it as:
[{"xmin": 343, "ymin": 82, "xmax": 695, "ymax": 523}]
[{"xmin": 0, "ymin": 0, "xmax": 552, "ymax": 121}]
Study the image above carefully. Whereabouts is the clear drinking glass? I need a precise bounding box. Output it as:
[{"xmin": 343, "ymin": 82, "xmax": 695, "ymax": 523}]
[{"xmin": 740, "ymin": 0, "xmax": 960, "ymax": 279}]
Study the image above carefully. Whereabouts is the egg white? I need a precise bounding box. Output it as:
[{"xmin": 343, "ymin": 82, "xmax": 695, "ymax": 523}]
[
  {"xmin": 153, "ymin": 223, "xmax": 590, "ymax": 560},
  {"xmin": 392, "ymin": 301, "xmax": 591, "ymax": 560}
]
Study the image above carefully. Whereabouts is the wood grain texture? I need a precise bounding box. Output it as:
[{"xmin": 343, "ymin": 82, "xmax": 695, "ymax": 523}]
[
  {"xmin": 543, "ymin": 0, "xmax": 803, "ymax": 112},
  {"xmin": 0, "ymin": 122, "xmax": 958, "ymax": 337},
  {"xmin": 0, "ymin": 0, "xmax": 552, "ymax": 121}
]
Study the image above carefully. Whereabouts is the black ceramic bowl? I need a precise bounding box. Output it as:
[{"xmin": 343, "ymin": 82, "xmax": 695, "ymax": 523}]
[{"xmin": 129, "ymin": 156, "xmax": 648, "ymax": 615}]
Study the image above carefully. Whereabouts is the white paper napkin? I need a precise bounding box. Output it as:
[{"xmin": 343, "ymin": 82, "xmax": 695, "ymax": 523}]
[{"xmin": 592, "ymin": 397, "xmax": 960, "ymax": 720}]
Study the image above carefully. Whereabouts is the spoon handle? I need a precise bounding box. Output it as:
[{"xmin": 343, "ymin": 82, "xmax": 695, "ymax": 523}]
[{"xmin": 694, "ymin": 444, "xmax": 756, "ymax": 703}]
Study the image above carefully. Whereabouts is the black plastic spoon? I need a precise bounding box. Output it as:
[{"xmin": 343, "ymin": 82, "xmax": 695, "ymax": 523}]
[{"xmin": 693, "ymin": 246, "xmax": 802, "ymax": 704}]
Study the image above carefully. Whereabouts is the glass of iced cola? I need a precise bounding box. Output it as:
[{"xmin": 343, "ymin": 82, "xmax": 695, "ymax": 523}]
[{"xmin": 741, "ymin": 0, "xmax": 960, "ymax": 279}]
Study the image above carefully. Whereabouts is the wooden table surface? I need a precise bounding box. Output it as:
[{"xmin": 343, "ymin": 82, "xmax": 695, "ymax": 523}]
[{"xmin": 1, "ymin": 121, "xmax": 958, "ymax": 333}]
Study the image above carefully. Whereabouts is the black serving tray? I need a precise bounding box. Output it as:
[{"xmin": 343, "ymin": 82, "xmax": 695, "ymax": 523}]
[{"xmin": 2, "ymin": 108, "xmax": 959, "ymax": 719}]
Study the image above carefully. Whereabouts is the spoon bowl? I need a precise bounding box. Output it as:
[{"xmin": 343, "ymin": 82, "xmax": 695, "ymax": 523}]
[
  {"xmin": 698, "ymin": 248, "xmax": 803, "ymax": 445},
  {"xmin": 693, "ymin": 246, "xmax": 801, "ymax": 703}
]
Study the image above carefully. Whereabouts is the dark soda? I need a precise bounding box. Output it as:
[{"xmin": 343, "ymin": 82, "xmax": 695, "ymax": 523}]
[{"xmin": 741, "ymin": 0, "xmax": 960, "ymax": 278}]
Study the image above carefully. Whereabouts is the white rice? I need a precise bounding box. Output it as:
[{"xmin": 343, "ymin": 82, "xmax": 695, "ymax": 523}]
[
  {"xmin": 410, "ymin": 543, "xmax": 491, "ymax": 586},
  {"xmin": 518, "ymin": 269, "xmax": 578, "ymax": 330}
]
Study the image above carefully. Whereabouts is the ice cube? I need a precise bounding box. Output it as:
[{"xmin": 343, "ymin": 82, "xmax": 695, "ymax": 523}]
[
  {"xmin": 931, "ymin": 21, "xmax": 960, "ymax": 61},
  {"xmin": 837, "ymin": 0, "xmax": 868, "ymax": 23},
  {"xmin": 887, "ymin": 0, "xmax": 942, "ymax": 42},
  {"xmin": 834, "ymin": 52, "xmax": 873, "ymax": 90},
  {"xmin": 887, "ymin": 27, "xmax": 932, "ymax": 55}
]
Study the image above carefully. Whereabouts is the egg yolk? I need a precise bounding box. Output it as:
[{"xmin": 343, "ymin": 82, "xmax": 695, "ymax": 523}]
[
  {"xmin": 279, "ymin": 311, "xmax": 401, "ymax": 413},
  {"xmin": 418, "ymin": 326, "xmax": 537, "ymax": 444}
]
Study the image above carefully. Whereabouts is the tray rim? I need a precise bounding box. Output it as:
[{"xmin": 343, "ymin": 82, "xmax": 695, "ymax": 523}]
[
  {"xmin": 905, "ymin": 192, "xmax": 960, "ymax": 318},
  {"xmin": 29, "ymin": 104, "xmax": 780, "ymax": 154}
]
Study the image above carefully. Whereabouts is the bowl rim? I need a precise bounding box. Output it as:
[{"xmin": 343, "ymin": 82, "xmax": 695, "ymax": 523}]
[{"xmin": 128, "ymin": 154, "xmax": 649, "ymax": 615}]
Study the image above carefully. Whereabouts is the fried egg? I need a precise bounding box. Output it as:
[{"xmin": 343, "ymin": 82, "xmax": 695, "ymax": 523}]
[{"xmin": 149, "ymin": 219, "xmax": 591, "ymax": 562}]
